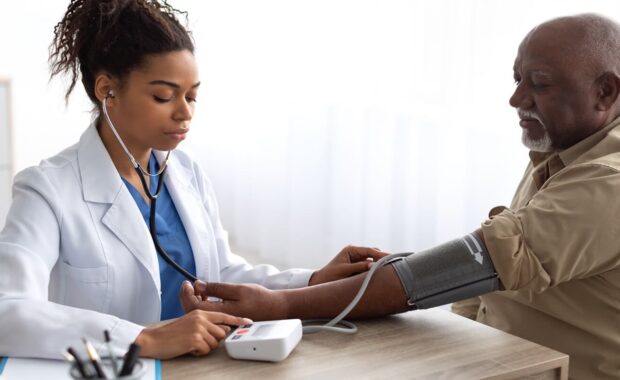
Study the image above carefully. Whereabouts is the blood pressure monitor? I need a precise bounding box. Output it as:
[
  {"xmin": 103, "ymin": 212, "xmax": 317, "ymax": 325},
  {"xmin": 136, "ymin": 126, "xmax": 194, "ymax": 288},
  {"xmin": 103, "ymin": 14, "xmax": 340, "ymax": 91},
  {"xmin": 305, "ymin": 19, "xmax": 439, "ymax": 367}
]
[{"xmin": 225, "ymin": 319, "xmax": 303, "ymax": 362}]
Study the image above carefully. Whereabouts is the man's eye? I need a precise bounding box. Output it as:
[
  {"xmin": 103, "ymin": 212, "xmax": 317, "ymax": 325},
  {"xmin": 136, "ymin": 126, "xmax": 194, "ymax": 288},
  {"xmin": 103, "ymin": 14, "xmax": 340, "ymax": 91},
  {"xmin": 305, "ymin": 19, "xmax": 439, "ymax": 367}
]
[{"xmin": 154, "ymin": 96, "xmax": 171, "ymax": 103}]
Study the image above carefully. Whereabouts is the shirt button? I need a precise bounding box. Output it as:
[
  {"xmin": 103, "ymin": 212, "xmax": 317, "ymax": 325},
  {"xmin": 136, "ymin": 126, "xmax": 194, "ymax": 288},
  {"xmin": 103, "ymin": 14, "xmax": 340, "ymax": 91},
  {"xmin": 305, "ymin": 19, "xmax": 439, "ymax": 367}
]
[{"xmin": 488, "ymin": 206, "xmax": 507, "ymax": 218}]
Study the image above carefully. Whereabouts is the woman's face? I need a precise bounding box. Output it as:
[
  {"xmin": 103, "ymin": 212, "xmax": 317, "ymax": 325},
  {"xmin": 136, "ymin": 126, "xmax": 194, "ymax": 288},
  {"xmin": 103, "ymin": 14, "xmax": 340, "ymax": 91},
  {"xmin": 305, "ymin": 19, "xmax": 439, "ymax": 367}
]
[{"xmin": 109, "ymin": 49, "xmax": 200, "ymax": 153}]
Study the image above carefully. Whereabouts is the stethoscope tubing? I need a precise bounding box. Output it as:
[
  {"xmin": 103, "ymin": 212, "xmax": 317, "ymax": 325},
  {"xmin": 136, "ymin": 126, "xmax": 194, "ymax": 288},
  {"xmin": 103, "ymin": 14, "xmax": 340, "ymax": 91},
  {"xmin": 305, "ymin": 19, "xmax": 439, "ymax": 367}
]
[{"xmin": 102, "ymin": 95, "xmax": 198, "ymax": 283}]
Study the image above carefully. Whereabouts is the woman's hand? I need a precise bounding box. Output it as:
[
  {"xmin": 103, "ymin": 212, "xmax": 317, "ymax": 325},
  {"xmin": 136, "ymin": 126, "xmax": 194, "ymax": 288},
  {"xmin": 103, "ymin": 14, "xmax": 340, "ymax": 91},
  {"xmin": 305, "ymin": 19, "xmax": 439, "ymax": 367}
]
[
  {"xmin": 308, "ymin": 245, "xmax": 389, "ymax": 286},
  {"xmin": 135, "ymin": 309, "xmax": 252, "ymax": 359},
  {"xmin": 180, "ymin": 280, "xmax": 289, "ymax": 321}
]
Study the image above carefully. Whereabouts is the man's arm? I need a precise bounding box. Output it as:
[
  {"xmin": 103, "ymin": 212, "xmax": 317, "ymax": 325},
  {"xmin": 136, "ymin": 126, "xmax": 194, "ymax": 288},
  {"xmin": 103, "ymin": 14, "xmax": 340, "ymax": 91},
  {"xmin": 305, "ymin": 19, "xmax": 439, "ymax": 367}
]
[
  {"xmin": 286, "ymin": 264, "xmax": 409, "ymax": 319},
  {"xmin": 180, "ymin": 264, "xmax": 409, "ymax": 321},
  {"xmin": 180, "ymin": 231, "xmax": 499, "ymax": 321}
]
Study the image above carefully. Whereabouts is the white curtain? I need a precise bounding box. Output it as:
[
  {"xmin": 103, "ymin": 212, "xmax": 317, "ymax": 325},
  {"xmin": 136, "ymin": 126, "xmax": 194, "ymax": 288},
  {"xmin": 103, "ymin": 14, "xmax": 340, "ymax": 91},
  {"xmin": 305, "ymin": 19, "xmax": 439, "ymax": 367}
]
[
  {"xmin": 2, "ymin": 0, "xmax": 619, "ymax": 269},
  {"xmin": 180, "ymin": 0, "xmax": 620, "ymax": 269},
  {"xmin": 0, "ymin": 82, "xmax": 12, "ymax": 226}
]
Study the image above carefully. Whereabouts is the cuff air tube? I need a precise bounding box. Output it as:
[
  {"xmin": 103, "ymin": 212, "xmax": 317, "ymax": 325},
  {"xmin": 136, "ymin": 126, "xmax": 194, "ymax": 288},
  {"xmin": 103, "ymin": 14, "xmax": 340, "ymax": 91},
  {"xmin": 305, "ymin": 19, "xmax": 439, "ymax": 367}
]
[{"xmin": 390, "ymin": 233, "xmax": 499, "ymax": 310}]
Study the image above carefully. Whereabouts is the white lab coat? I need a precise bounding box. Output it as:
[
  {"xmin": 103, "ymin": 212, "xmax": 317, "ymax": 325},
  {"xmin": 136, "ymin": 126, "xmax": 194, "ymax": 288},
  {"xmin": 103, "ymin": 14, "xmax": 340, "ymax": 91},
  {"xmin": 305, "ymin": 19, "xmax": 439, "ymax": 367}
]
[{"xmin": 0, "ymin": 123, "xmax": 312, "ymax": 359}]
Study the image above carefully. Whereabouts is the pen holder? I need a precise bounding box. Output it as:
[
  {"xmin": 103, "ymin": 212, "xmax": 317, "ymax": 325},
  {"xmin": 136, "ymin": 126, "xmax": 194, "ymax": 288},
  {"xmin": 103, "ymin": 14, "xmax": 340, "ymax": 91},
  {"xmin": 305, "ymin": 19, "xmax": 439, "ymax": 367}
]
[{"xmin": 69, "ymin": 356, "xmax": 146, "ymax": 379}]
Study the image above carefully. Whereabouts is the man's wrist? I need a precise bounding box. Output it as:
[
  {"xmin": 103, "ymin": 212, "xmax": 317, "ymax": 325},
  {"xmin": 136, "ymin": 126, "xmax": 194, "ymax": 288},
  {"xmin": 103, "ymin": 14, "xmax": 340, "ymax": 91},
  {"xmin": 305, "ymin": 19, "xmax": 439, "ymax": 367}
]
[{"xmin": 279, "ymin": 289, "xmax": 299, "ymax": 319}]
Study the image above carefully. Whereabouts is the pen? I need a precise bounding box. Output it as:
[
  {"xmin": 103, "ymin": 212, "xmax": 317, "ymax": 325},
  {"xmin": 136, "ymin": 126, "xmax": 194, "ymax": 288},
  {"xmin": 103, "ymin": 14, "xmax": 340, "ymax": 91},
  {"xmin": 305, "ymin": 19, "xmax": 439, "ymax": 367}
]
[
  {"xmin": 66, "ymin": 347, "xmax": 92, "ymax": 378},
  {"xmin": 118, "ymin": 343, "xmax": 141, "ymax": 377},
  {"xmin": 103, "ymin": 330, "xmax": 119, "ymax": 377},
  {"xmin": 83, "ymin": 338, "xmax": 107, "ymax": 379},
  {"xmin": 62, "ymin": 350, "xmax": 75, "ymax": 364}
]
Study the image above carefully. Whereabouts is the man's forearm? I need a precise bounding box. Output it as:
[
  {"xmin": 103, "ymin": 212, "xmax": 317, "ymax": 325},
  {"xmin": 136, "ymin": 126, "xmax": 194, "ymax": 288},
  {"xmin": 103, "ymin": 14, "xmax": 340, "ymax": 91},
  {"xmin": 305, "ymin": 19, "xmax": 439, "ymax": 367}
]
[
  {"xmin": 183, "ymin": 231, "xmax": 495, "ymax": 321},
  {"xmin": 282, "ymin": 264, "xmax": 410, "ymax": 319}
]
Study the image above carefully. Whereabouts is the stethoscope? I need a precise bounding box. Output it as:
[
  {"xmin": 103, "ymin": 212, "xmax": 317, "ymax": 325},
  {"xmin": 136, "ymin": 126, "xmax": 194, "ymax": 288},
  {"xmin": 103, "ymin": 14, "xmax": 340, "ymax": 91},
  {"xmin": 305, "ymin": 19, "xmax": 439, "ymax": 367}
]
[{"xmin": 102, "ymin": 91, "xmax": 199, "ymax": 282}]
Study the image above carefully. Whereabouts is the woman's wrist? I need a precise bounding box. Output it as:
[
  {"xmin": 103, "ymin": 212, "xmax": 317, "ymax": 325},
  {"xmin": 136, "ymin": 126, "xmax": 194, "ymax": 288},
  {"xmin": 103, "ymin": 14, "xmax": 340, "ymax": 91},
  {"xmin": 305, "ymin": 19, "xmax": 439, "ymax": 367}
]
[
  {"xmin": 134, "ymin": 328, "xmax": 154, "ymax": 357},
  {"xmin": 307, "ymin": 270, "xmax": 320, "ymax": 286}
]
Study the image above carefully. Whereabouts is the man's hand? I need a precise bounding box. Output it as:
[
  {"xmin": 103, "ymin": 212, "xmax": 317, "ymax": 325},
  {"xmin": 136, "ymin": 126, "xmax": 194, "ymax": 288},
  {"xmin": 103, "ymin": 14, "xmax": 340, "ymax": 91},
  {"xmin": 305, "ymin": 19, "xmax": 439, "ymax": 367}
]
[
  {"xmin": 308, "ymin": 245, "xmax": 389, "ymax": 286},
  {"xmin": 180, "ymin": 280, "xmax": 289, "ymax": 321}
]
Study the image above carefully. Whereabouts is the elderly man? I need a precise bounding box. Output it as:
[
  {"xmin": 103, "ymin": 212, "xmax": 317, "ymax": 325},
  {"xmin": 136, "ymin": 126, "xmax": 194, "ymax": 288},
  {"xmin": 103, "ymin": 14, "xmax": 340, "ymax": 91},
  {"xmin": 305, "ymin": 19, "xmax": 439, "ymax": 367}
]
[{"xmin": 178, "ymin": 14, "xmax": 620, "ymax": 379}]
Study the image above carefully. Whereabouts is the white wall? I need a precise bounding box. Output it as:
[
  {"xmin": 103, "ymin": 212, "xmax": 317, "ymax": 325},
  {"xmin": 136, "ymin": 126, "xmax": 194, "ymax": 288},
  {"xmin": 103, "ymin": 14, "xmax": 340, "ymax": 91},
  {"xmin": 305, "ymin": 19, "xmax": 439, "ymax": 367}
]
[
  {"xmin": 0, "ymin": 81, "xmax": 12, "ymax": 225},
  {"xmin": 0, "ymin": 1, "xmax": 93, "ymax": 227},
  {"xmin": 1, "ymin": 1, "xmax": 619, "ymax": 269}
]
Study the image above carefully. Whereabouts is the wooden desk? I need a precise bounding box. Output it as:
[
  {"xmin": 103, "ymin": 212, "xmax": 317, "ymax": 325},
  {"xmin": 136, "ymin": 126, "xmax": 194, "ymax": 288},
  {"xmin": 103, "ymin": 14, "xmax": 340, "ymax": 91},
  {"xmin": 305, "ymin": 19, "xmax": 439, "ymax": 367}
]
[{"xmin": 163, "ymin": 309, "xmax": 568, "ymax": 379}]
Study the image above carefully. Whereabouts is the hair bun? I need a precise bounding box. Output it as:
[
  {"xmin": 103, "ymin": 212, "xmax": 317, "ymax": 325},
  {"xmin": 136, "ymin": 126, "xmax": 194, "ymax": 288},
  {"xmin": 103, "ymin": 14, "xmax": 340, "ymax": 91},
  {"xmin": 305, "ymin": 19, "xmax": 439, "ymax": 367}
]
[{"xmin": 49, "ymin": 0, "xmax": 194, "ymax": 104}]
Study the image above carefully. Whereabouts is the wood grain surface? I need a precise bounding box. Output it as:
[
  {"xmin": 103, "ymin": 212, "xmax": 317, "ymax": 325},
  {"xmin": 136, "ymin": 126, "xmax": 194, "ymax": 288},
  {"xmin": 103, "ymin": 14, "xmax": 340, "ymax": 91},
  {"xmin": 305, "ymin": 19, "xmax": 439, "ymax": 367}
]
[{"xmin": 162, "ymin": 309, "xmax": 568, "ymax": 380}]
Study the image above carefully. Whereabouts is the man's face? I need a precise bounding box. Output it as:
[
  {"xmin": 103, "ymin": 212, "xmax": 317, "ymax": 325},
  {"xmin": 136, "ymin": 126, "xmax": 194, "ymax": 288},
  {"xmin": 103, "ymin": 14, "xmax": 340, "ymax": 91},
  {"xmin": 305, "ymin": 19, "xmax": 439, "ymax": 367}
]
[{"xmin": 509, "ymin": 25, "xmax": 602, "ymax": 152}]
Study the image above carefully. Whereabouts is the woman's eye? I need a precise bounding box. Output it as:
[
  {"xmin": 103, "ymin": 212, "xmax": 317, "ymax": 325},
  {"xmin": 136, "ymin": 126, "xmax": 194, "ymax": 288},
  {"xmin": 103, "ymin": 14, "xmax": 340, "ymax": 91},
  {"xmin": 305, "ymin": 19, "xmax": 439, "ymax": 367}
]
[
  {"xmin": 186, "ymin": 96, "xmax": 197, "ymax": 103},
  {"xmin": 153, "ymin": 96, "xmax": 171, "ymax": 103}
]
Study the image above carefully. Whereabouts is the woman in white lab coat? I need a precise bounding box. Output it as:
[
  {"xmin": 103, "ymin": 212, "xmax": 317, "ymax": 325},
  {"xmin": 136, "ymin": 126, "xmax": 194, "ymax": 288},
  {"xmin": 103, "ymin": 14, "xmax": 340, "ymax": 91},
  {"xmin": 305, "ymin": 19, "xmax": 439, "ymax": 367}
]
[{"xmin": 0, "ymin": 0, "xmax": 384, "ymax": 360}]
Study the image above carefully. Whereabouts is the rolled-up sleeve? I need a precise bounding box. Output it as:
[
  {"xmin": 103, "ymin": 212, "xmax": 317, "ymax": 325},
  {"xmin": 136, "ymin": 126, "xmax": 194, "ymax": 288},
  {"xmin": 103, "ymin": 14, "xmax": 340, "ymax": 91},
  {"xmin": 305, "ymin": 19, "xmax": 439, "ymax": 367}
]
[{"xmin": 481, "ymin": 163, "xmax": 620, "ymax": 292}]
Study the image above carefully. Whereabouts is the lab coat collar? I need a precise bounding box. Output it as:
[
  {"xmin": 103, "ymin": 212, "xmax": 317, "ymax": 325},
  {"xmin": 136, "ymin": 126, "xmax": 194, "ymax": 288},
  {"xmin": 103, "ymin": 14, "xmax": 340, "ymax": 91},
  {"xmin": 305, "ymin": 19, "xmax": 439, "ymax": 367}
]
[
  {"xmin": 77, "ymin": 122, "xmax": 161, "ymax": 292},
  {"xmin": 77, "ymin": 123, "xmax": 193, "ymax": 201},
  {"xmin": 152, "ymin": 150, "xmax": 192, "ymax": 190},
  {"xmin": 155, "ymin": 150, "xmax": 210, "ymax": 281},
  {"xmin": 76, "ymin": 122, "xmax": 199, "ymax": 292},
  {"xmin": 78, "ymin": 121, "xmax": 124, "ymax": 204}
]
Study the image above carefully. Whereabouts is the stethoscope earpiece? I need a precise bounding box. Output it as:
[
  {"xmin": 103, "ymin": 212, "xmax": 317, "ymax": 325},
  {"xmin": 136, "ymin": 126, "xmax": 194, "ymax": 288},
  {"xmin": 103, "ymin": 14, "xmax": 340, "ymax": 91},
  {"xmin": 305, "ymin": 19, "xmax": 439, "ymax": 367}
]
[{"xmin": 100, "ymin": 91, "xmax": 170, "ymax": 175}]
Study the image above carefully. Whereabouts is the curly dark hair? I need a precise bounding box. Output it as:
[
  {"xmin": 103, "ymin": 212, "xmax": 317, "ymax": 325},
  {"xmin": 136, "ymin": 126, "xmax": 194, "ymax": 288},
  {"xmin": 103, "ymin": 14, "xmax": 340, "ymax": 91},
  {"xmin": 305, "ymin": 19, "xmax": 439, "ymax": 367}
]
[{"xmin": 49, "ymin": 0, "xmax": 194, "ymax": 104}]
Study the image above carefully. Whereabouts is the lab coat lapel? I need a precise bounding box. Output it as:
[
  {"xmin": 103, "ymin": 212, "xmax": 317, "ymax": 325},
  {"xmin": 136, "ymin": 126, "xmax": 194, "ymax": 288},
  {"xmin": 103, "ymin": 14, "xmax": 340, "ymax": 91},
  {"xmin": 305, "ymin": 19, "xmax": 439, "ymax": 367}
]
[
  {"xmin": 155, "ymin": 151, "xmax": 211, "ymax": 281},
  {"xmin": 77, "ymin": 124, "xmax": 161, "ymax": 291}
]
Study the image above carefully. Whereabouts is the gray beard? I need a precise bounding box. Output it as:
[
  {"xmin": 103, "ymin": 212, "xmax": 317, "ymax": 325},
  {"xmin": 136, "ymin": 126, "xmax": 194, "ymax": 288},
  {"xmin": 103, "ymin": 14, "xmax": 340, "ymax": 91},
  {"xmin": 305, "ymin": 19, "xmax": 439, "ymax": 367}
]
[{"xmin": 521, "ymin": 128, "xmax": 553, "ymax": 152}]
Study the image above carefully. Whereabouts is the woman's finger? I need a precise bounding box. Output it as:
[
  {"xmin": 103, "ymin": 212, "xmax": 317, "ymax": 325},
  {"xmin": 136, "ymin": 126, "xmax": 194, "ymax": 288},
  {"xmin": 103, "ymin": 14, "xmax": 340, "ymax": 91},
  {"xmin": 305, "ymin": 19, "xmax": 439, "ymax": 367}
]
[
  {"xmin": 339, "ymin": 261, "xmax": 374, "ymax": 277},
  {"xmin": 203, "ymin": 330, "xmax": 221, "ymax": 350},
  {"xmin": 205, "ymin": 311, "xmax": 253, "ymax": 327},
  {"xmin": 321, "ymin": 262, "xmax": 371, "ymax": 282},
  {"xmin": 189, "ymin": 334, "xmax": 211, "ymax": 356},
  {"xmin": 194, "ymin": 281, "xmax": 241, "ymax": 300},
  {"xmin": 346, "ymin": 246, "xmax": 390, "ymax": 262},
  {"xmin": 179, "ymin": 281, "xmax": 201, "ymax": 311}
]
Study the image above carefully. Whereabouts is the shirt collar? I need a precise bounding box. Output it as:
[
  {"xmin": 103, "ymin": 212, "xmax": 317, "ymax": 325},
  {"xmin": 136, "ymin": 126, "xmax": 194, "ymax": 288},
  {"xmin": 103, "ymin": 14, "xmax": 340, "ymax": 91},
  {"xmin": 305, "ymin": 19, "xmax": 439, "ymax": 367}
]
[
  {"xmin": 558, "ymin": 116, "xmax": 620, "ymax": 167},
  {"xmin": 528, "ymin": 116, "xmax": 620, "ymax": 189}
]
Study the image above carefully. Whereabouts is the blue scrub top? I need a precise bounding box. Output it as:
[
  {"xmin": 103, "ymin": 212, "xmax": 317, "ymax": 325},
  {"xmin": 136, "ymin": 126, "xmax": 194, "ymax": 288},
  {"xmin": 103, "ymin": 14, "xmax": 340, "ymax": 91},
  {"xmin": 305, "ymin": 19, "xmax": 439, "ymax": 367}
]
[{"xmin": 122, "ymin": 154, "xmax": 197, "ymax": 320}]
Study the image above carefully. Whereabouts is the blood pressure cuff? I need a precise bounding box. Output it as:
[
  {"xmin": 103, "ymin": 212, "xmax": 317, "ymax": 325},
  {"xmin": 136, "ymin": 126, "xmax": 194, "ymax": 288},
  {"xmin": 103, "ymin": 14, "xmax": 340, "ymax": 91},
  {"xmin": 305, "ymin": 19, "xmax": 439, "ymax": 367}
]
[{"xmin": 390, "ymin": 233, "xmax": 499, "ymax": 310}]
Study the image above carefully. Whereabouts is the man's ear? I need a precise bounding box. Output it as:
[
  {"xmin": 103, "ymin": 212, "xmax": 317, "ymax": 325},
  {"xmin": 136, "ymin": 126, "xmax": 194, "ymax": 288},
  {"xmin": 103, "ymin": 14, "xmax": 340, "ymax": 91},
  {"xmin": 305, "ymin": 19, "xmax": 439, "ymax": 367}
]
[
  {"xmin": 93, "ymin": 73, "xmax": 117, "ymax": 104},
  {"xmin": 595, "ymin": 72, "xmax": 620, "ymax": 111}
]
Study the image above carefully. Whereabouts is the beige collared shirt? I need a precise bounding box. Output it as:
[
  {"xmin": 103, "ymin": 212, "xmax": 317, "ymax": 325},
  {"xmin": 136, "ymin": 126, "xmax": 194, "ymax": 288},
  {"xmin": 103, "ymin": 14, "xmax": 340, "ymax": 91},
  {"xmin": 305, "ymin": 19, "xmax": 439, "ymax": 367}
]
[{"xmin": 454, "ymin": 117, "xmax": 620, "ymax": 380}]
